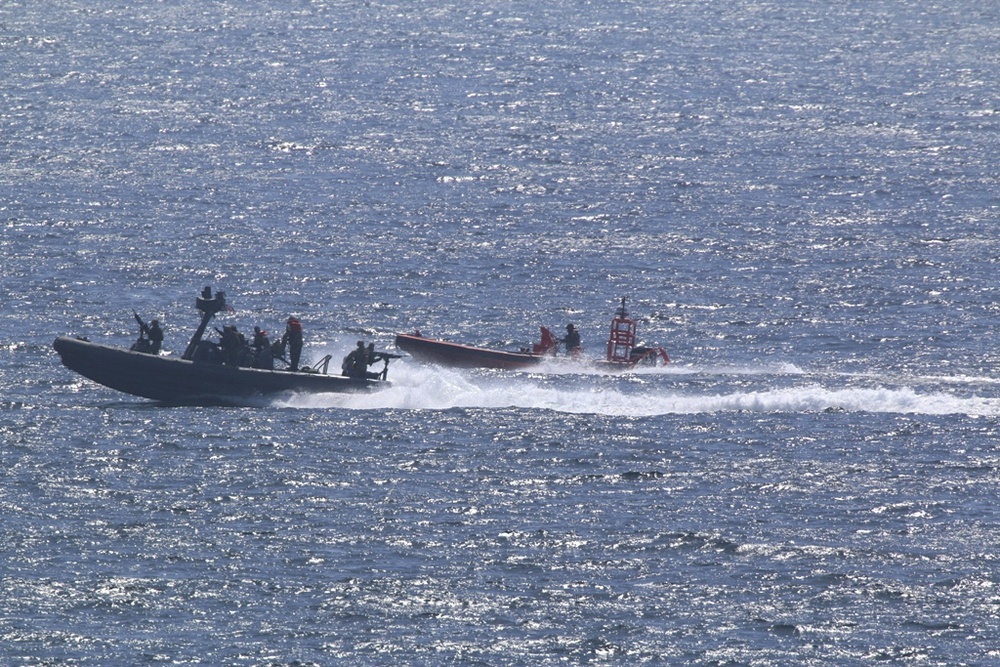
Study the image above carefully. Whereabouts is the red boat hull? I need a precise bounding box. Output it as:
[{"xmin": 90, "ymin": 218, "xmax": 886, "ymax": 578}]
[{"xmin": 394, "ymin": 333, "xmax": 544, "ymax": 370}]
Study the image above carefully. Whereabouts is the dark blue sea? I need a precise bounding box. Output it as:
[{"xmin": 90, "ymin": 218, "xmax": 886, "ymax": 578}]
[{"xmin": 5, "ymin": 1, "xmax": 1000, "ymax": 664}]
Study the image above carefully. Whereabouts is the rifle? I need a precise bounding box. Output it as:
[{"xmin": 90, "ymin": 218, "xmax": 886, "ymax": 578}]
[{"xmin": 133, "ymin": 310, "xmax": 150, "ymax": 337}]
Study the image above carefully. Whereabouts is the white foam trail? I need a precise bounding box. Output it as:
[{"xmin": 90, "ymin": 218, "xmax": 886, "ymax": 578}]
[
  {"xmin": 275, "ymin": 360, "xmax": 1000, "ymax": 416},
  {"xmin": 841, "ymin": 371, "xmax": 1000, "ymax": 386}
]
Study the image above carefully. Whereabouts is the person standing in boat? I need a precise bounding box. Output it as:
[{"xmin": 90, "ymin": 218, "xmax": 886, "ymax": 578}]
[
  {"xmin": 218, "ymin": 325, "xmax": 245, "ymax": 365},
  {"xmin": 561, "ymin": 323, "xmax": 581, "ymax": 356},
  {"xmin": 252, "ymin": 326, "xmax": 273, "ymax": 369},
  {"xmin": 132, "ymin": 311, "xmax": 164, "ymax": 355},
  {"xmin": 252, "ymin": 326, "xmax": 269, "ymax": 350},
  {"xmin": 147, "ymin": 319, "xmax": 164, "ymax": 354},
  {"xmin": 282, "ymin": 316, "xmax": 304, "ymax": 371}
]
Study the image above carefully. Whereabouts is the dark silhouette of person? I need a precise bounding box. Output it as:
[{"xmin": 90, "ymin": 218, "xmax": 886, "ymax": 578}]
[
  {"xmin": 147, "ymin": 319, "xmax": 164, "ymax": 354},
  {"xmin": 252, "ymin": 326, "xmax": 269, "ymax": 350},
  {"xmin": 218, "ymin": 325, "xmax": 246, "ymax": 365},
  {"xmin": 252, "ymin": 326, "xmax": 273, "ymax": 369},
  {"xmin": 282, "ymin": 316, "xmax": 304, "ymax": 371},
  {"xmin": 132, "ymin": 312, "xmax": 163, "ymax": 354},
  {"xmin": 562, "ymin": 323, "xmax": 581, "ymax": 355},
  {"xmin": 342, "ymin": 341, "xmax": 369, "ymax": 378}
]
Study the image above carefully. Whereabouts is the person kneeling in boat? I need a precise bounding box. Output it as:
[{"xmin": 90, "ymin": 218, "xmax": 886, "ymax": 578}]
[
  {"xmin": 342, "ymin": 341, "xmax": 371, "ymax": 378},
  {"xmin": 342, "ymin": 341, "xmax": 386, "ymax": 379}
]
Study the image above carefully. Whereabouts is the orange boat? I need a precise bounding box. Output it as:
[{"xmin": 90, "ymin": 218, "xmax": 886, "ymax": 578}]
[{"xmin": 395, "ymin": 298, "xmax": 669, "ymax": 371}]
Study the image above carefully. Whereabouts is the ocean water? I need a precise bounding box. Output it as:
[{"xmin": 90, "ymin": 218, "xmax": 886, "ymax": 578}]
[{"xmin": 4, "ymin": 0, "xmax": 1000, "ymax": 665}]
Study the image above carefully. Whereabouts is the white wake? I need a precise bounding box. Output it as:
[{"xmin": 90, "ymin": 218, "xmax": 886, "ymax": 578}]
[{"xmin": 275, "ymin": 355, "xmax": 1000, "ymax": 417}]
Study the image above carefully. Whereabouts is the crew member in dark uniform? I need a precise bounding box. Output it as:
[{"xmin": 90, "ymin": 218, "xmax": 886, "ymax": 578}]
[
  {"xmin": 342, "ymin": 341, "xmax": 369, "ymax": 378},
  {"xmin": 252, "ymin": 326, "xmax": 269, "ymax": 349},
  {"xmin": 562, "ymin": 323, "xmax": 581, "ymax": 355},
  {"xmin": 132, "ymin": 312, "xmax": 164, "ymax": 354},
  {"xmin": 147, "ymin": 319, "xmax": 164, "ymax": 354},
  {"xmin": 218, "ymin": 325, "xmax": 245, "ymax": 365},
  {"xmin": 252, "ymin": 326, "xmax": 272, "ymax": 369},
  {"xmin": 282, "ymin": 316, "xmax": 304, "ymax": 371}
]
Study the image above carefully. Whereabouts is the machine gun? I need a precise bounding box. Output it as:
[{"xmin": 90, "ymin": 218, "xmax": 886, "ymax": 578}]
[
  {"xmin": 182, "ymin": 287, "xmax": 230, "ymax": 360},
  {"xmin": 370, "ymin": 350, "xmax": 402, "ymax": 381},
  {"xmin": 131, "ymin": 310, "xmax": 152, "ymax": 353},
  {"xmin": 133, "ymin": 310, "xmax": 150, "ymax": 336}
]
